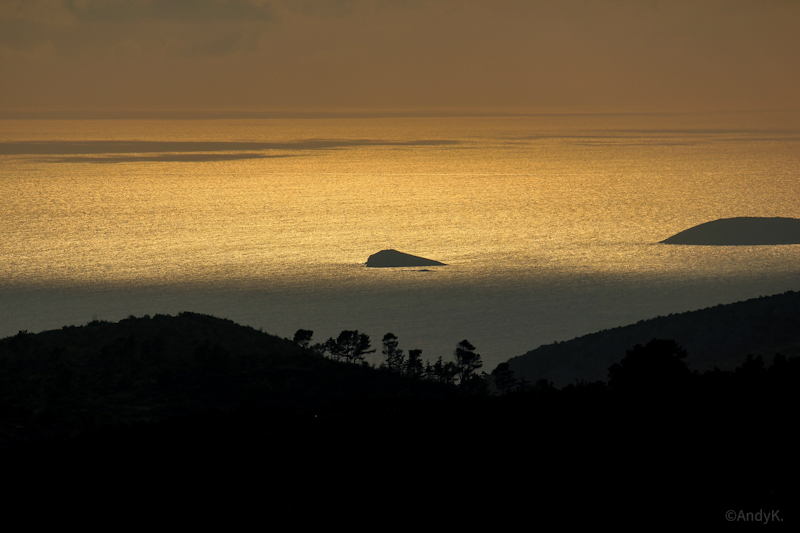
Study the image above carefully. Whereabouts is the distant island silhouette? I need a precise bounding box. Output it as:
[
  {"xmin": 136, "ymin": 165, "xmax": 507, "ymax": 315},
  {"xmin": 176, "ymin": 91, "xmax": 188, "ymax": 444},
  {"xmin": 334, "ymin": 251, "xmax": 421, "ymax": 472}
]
[
  {"xmin": 366, "ymin": 249, "xmax": 446, "ymax": 267},
  {"xmin": 661, "ymin": 216, "xmax": 800, "ymax": 245}
]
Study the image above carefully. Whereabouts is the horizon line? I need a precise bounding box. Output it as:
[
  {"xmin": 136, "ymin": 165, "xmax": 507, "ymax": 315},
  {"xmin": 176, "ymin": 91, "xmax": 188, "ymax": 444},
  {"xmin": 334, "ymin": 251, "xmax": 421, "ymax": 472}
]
[{"xmin": 2, "ymin": 109, "xmax": 797, "ymax": 120}]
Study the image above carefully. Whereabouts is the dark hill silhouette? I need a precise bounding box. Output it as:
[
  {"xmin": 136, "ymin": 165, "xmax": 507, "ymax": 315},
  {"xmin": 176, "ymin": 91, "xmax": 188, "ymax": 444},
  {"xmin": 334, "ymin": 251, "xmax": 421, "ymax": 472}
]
[
  {"xmin": 0, "ymin": 312, "xmax": 448, "ymax": 446},
  {"xmin": 10, "ymin": 337, "xmax": 798, "ymax": 523},
  {"xmin": 4, "ymin": 314, "xmax": 798, "ymax": 521},
  {"xmin": 504, "ymin": 290, "xmax": 800, "ymax": 387},
  {"xmin": 366, "ymin": 249, "xmax": 446, "ymax": 267},
  {"xmin": 661, "ymin": 216, "xmax": 800, "ymax": 245}
]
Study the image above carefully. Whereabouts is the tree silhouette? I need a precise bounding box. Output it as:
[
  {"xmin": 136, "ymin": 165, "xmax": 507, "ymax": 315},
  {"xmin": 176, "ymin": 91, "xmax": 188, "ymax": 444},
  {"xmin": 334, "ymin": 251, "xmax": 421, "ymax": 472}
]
[
  {"xmin": 293, "ymin": 329, "xmax": 313, "ymax": 350},
  {"xmin": 405, "ymin": 349, "xmax": 425, "ymax": 379},
  {"xmin": 736, "ymin": 353, "xmax": 765, "ymax": 378},
  {"xmin": 424, "ymin": 355, "xmax": 456, "ymax": 384},
  {"xmin": 490, "ymin": 362, "xmax": 518, "ymax": 395},
  {"xmin": 324, "ymin": 330, "xmax": 376, "ymax": 364},
  {"xmin": 382, "ymin": 333, "xmax": 405, "ymax": 373},
  {"xmin": 608, "ymin": 339, "xmax": 691, "ymax": 397},
  {"xmin": 453, "ymin": 339, "xmax": 482, "ymax": 386}
]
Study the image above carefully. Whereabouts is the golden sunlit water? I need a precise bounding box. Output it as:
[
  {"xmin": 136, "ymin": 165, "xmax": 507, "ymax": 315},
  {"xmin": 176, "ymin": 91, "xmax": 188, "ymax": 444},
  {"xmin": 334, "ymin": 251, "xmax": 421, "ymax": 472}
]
[{"xmin": 2, "ymin": 114, "xmax": 800, "ymax": 367}]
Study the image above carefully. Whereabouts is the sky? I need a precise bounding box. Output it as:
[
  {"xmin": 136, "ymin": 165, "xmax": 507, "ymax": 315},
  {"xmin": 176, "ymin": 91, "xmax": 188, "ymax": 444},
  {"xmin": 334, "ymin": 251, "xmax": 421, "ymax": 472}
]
[{"xmin": 1, "ymin": 0, "xmax": 799, "ymax": 116}]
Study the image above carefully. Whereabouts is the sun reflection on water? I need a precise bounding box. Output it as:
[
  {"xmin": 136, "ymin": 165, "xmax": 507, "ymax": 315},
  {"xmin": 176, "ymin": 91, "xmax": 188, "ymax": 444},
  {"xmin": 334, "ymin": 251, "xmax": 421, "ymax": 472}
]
[{"xmin": 2, "ymin": 115, "xmax": 799, "ymax": 365}]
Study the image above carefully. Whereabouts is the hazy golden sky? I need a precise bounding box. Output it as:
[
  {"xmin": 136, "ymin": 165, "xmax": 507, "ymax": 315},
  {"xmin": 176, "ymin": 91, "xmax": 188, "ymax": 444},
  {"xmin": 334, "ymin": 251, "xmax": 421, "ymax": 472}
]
[{"xmin": 1, "ymin": 0, "xmax": 798, "ymax": 115}]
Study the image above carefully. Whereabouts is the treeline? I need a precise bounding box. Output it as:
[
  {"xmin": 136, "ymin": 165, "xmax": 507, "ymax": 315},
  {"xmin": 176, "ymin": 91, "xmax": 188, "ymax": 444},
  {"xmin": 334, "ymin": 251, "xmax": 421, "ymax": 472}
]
[
  {"xmin": 296, "ymin": 327, "xmax": 800, "ymax": 406},
  {"xmin": 3, "ymin": 312, "xmax": 799, "ymax": 522},
  {"xmin": 293, "ymin": 328, "xmax": 488, "ymax": 393},
  {"xmin": 508, "ymin": 289, "xmax": 800, "ymax": 387},
  {"xmin": 0, "ymin": 313, "xmax": 455, "ymax": 447},
  {"xmin": 7, "ymin": 334, "xmax": 799, "ymax": 522}
]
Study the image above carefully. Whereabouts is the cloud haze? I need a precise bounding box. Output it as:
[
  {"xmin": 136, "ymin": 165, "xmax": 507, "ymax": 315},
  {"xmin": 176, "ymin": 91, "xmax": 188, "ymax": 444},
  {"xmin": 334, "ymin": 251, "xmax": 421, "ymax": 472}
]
[{"xmin": 1, "ymin": 0, "xmax": 798, "ymax": 114}]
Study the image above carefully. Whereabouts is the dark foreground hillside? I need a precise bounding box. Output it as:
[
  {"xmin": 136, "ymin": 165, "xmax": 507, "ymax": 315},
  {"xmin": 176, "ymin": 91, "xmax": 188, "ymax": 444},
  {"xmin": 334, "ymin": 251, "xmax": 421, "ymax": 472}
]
[
  {"xmin": 0, "ymin": 312, "xmax": 448, "ymax": 447},
  {"xmin": 507, "ymin": 289, "xmax": 800, "ymax": 386},
  {"xmin": 3, "ymin": 314, "xmax": 798, "ymax": 525},
  {"xmin": 9, "ymin": 351, "xmax": 799, "ymax": 525}
]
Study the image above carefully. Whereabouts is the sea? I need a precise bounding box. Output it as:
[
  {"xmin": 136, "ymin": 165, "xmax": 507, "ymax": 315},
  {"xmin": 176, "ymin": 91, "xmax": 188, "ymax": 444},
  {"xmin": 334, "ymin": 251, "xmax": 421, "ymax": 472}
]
[{"xmin": 2, "ymin": 112, "xmax": 799, "ymax": 370}]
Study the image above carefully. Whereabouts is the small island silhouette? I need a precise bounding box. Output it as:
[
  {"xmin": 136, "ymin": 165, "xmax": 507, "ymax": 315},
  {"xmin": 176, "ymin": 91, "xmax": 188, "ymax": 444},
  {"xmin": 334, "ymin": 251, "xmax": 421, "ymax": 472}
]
[
  {"xmin": 660, "ymin": 216, "xmax": 800, "ymax": 245},
  {"xmin": 366, "ymin": 249, "xmax": 446, "ymax": 267}
]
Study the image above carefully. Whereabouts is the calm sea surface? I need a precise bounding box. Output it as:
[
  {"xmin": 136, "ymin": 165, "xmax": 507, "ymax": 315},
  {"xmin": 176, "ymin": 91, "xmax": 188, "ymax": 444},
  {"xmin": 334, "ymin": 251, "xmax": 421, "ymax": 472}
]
[{"xmin": 2, "ymin": 113, "xmax": 800, "ymax": 369}]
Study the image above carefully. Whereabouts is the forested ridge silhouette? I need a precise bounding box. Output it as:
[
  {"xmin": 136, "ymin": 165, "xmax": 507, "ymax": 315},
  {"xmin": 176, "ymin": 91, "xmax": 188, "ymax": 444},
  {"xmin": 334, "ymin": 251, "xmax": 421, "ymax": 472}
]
[
  {"xmin": 2, "ymin": 305, "xmax": 798, "ymax": 523},
  {"xmin": 0, "ymin": 312, "xmax": 452, "ymax": 446},
  {"xmin": 508, "ymin": 289, "xmax": 800, "ymax": 386}
]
